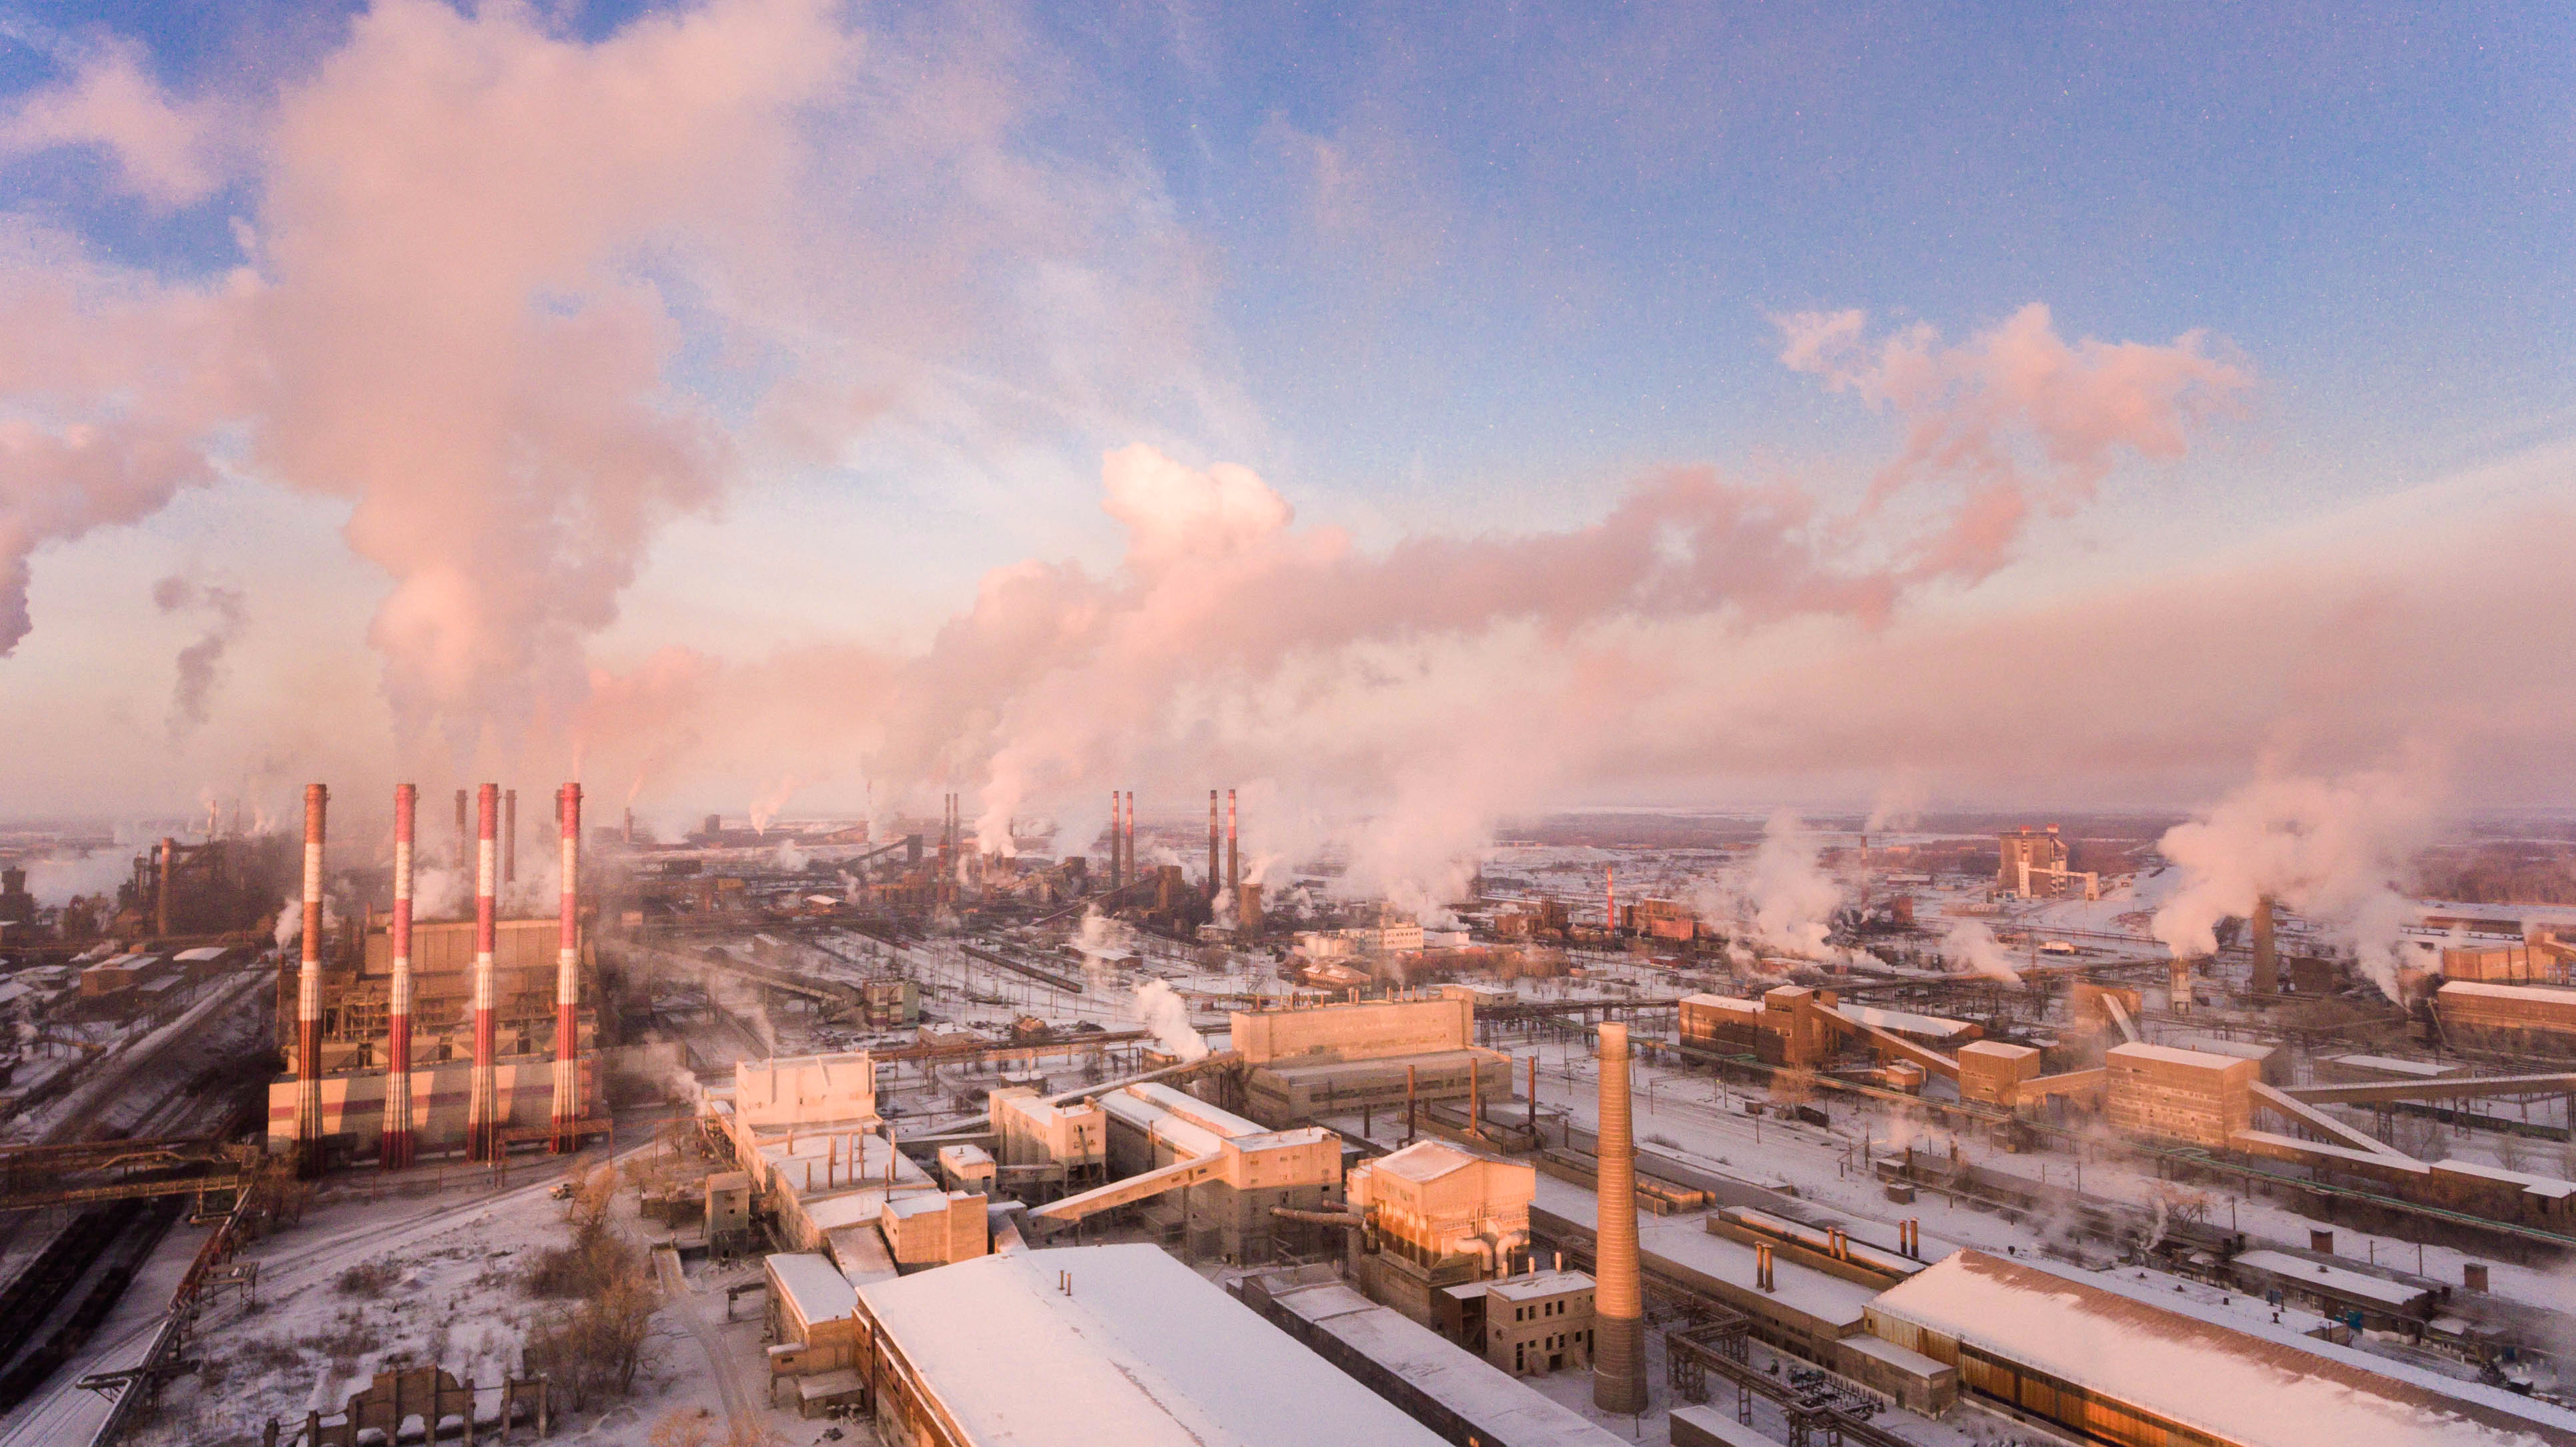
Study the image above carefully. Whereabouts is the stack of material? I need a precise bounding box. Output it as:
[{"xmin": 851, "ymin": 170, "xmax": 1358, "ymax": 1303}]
[
  {"xmin": 2105, "ymin": 1043, "xmax": 2255, "ymax": 1147},
  {"xmin": 1957, "ymin": 1042, "xmax": 2042, "ymax": 1107}
]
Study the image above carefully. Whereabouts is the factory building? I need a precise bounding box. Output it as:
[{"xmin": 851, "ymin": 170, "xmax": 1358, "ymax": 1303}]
[
  {"xmin": 1343, "ymin": 1139, "xmax": 1535, "ymax": 1322},
  {"xmin": 1018, "ymin": 1080, "xmax": 1341, "ymax": 1263},
  {"xmin": 2437, "ymin": 980, "xmax": 2576, "ymax": 1059},
  {"xmin": 267, "ymin": 782, "xmax": 603, "ymax": 1167},
  {"xmin": 1232, "ymin": 996, "xmax": 1514, "ymax": 1129},
  {"xmin": 1241, "ymin": 1264, "xmax": 1625, "ymax": 1446},
  {"xmin": 1863, "ymin": 1249, "xmax": 2576, "ymax": 1447},
  {"xmin": 704, "ymin": 1052, "xmax": 989, "ymax": 1272},
  {"xmin": 2103, "ymin": 1041, "xmax": 2256, "ymax": 1148},
  {"xmin": 852, "ymin": 1243, "xmax": 1449, "ymax": 1447},
  {"xmin": 1678, "ymin": 986, "xmax": 1977, "ymax": 1074}
]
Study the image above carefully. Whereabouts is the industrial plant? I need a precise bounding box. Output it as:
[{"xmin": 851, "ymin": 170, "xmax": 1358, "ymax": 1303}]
[{"xmin": 0, "ymin": 794, "xmax": 2572, "ymax": 1447}]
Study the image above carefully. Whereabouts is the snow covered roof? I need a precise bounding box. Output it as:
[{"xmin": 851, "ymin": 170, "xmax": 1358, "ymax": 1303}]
[
  {"xmin": 767, "ymin": 1251, "xmax": 858, "ymax": 1327},
  {"xmin": 2326, "ymin": 1054, "xmax": 2461, "ymax": 1079},
  {"xmin": 1832, "ymin": 1003, "xmax": 1975, "ymax": 1039},
  {"xmin": 1258, "ymin": 1275, "xmax": 1625, "ymax": 1446},
  {"xmin": 858, "ymin": 1245, "xmax": 1445, "ymax": 1446},
  {"xmin": 1370, "ymin": 1140, "xmax": 1478, "ymax": 1183},
  {"xmin": 1486, "ymin": 1269, "xmax": 1594, "ymax": 1303},
  {"xmin": 2431, "ymin": 1159, "xmax": 2576, "ymax": 1199},
  {"xmin": 2109, "ymin": 1041, "xmax": 2256, "ymax": 1071},
  {"xmin": 1680, "ymin": 992, "xmax": 1758, "ymax": 1012},
  {"xmin": 1866, "ymin": 1251, "xmax": 2576, "ymax": 1447},
  {"xmin": 2439, "ymin": 981, "xmax": 2576, "ymax": 1005},
  {"xmin": 2230, "ymin": 1251, "xmax": 2432, "ymax": 1309}
]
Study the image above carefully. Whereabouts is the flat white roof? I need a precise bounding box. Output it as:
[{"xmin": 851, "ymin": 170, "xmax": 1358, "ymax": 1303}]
[
  {"xmin": 2109, "ymin": 1041, "xmax": 2254, "ymax": 1071},
  {"xmin": 1680, "ymin": 992, "xmax": 1758, "ymax": 1012},
  {"xmin": 1370, "ymin": 1139, "xmax": 1479, "ymax": 1183},
  {"xmin": 1486, "ymin": 1269, "xmax": 1594, "ymax": 1302},
  {"xmin": 2440, "ymin": 981, "xmax": 2576, "ymax": 1004},
  {"xmin": 1833, "ymin": 1003, "xmax": 1975, "ymax": 1039},
  {"xmin": 2432, "ymin": 1159, "xmax": 2576, "ymax": 1199},
  {"xmin": 858, "ymin": 1245, "xmax": 1445, "ymax": 1446},
  {"xmin": 767, "ymin": 1251, "xmax": 858, "ymax": 1326},
  {"xmin": 1261, "ymin": 1275, "xmax": 1625, "ymax": 1446},
  {"xmin": 2231, "ymin": 1251, "xmax": 2431, "ymax": 1309},
  {"xmin": 1868, "ymin": 1251, "xmax": 2576, "ymax": 1447},
  {"xmin": 2328, "ymin": 1054, "xmax": 2461, "ymax": 1079}
]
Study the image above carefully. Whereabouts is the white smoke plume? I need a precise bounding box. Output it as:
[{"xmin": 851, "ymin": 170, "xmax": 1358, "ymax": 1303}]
[
  {"xmin": 151, "ymin": 575, "xmax": 246, "ymax": 738},
  {"xmin": 24, "ymin": 850, "xmax": 137, "ymax": 906},
  {"xmin": 1864, "ymin": 774, "xmax": 1928, "ymax": 834},
  {"xmin": 1733, "ymin": 810, "xmax": 1846, "ymax": 958},
  {"xmin": 1131, "ymin": 977, "xmax": 1207, "ymax": 1061},
  {"xmin": 2150, "ymin": 758, "xmax": 2449, "ymax": 1001},
  {"xmin": 596, "ymin": 289, "xmax": 2249, "ymax": 916},
  {"xmin": 1941, "ymin": 916, "xmax": 2022, "ymax": 983},
  {"xmin": 749, "ymin": 775, "xmax": 801, "ymax": 836}
]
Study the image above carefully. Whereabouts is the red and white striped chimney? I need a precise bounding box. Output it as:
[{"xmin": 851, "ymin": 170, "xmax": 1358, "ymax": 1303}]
[
  {"xmin": 382, "ymin": 784, "xmax": 416, "ymax": 1169},
  {"xmin": 1227, "ymin": 788, "xmax": 1239, "ymax": 898},
  {"xmin": 295, "ymin": 784, "xmax": 327, "ymax": 1177},
  {"xmin": 551, "ymin": 782, "xmax": 582, "ymax": 1153},
  {"xmin": 466, "ymin": 783, "xmax": 500, "ymax": 1162}
]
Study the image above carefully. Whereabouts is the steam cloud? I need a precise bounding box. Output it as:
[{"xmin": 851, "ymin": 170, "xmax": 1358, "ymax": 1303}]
[
  {"xmin": 1941, "ymin": 917, "xmax": 2023, "ymax": 983},
  {"xmin": 2149, "ymin": 757, "xmax": 2450, "ymax": 1001},
  {"xmin": 151, "ymin": 575, "xmax": 246, "ymax": 738},
  {"xmin": 1131, "ymin": 978, "xmax": 1209, "ymax": 1061}
]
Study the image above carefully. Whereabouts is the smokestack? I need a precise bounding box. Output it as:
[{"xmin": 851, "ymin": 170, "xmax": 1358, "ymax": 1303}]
[
  {"xmin": 454, "ymin": 788, "xmax": 468, "ymax": 866},
  {"xmin": 1227, "ymin": 788, "xmax": 1239, "ymax": 898},
  {"xmin": 1124, "ymin": 792, "xmax": 1136, "ymax": 884},
  {"xmin": 504, "ymin": 788, "xmax": 518, "ymax": 884},
  {"xmin": 295, "ymin": 784, "xmax": 328, "ymax": 1179},
  {"xmin": 2170, "ymin": 954, "xmax": 2195, "ymax": 1015},
  {"xmin": 2251, "ymin": 894, "xmax": 2278, "ymax": 996},
  {"xmin": 155, "ymin": 836, "xmax": 174, "ymax": 936},
  {"xmin": 383, "ymin": 784, "xmax": 416, "ymax": 1169},
  {"xmin": 1592, "ymin": 1021, "xmax": 1645, "ymax": 1413},
  {"xmin": 622, "ymin": 807, "xmax": 633, "ymax": 844},
  {"xmin": 467, "ymin": 784, "xmax": 500, "ymax": 1163},
  {"xmin": 551, "ymin": 782, "xmax": 582, "ymax": 1153},
  {"xmin": 1108, "ymin": 790, "xmax": 1121, "ymax": 888},
  {"xmin": 1208, "ymin": 789, "xmax": 1221, "ymax": 901},
  {"xmin": 1606, "ymin": 866, "xmax": 1616, "ymax": 934}
]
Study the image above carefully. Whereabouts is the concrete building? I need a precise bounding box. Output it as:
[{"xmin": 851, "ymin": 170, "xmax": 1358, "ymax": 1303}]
[
  {"xmin": 854, "ymin": 1243, "xmax": 1449, "ymax": 1447},
  {"xmin": 2437, "ymin": 980, "xmax": 2576, "ymax": 1058},
  {"xmin": 1231, "ymin": 996, "xmax": 1514, "ymax": 1129},
  {"xmin": 1957, "ymin": 1041, "xmax": 2042, "ymax": 1107},
  {"xmin": 1241, "ymin": 1265, "xmax": 1625, "ymax": 1447},
  {"xmin": 1998, "ymin": 826, "xmax": 2098, "ymax": 899},
  {"xmin": 880, "ymin": 1191, "xmax": 990, "ymax": 1269},
  {"xmin": 1345, "ymin": 1140, "xmax": 1535, "ymax": 1322},
  {"xmin": 2104, "ymin": 1041, "xmax": 2256, "ymax": 1148},
  {"xmin": 1863, "ymin": 1249, "xmax": 2576, "ymax": 1447},
  {"xmin": 1482, "ymin": 1269, "xmax": 1596, "ymax": 1376},
  {"xmin": 764, "ymin": 1251, "xmax": 867, "ymax": 1417}
]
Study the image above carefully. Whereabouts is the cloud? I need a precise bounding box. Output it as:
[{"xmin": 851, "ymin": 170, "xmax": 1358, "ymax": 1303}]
[
  {"xmin": 0, "ymin": 37, "xmax": 241, "ymax": 208},
  {"xmin": 1777, "ymin": 302, "xmax": 2252, "ymax": 580},
  {"xmin": 0, "ymin": 0, "xmax": 1241, "ymax": 772},
  {"xmin": 575, "ymin": 298, "xmax": 2253, "ymax": 908}
]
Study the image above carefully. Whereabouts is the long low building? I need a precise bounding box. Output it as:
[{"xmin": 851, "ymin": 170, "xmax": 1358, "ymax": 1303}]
[
  {"xmin": 1241, "ymin": 1265, "xmax": 1626, "ymax": 1447},
  {"xmin": 1528, "ymin": 1177, "xmax": 1952, "ymax": 1412},
  {"xmin": 854, "ymin": 1244, "xmax": 1447, "ymax": 1446},
  {"xmin": 1863, "ymin": 1249, "xmax": 2576, "ymax": 1447}
]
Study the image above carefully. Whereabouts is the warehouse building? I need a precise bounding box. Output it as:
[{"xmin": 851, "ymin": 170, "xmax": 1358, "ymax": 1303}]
[
  {"xmin": 1863, "ymin": 1249, "xmax": 2576, "ymax": 1447},
  {"xmin": 2437, "ymin": 980, "xmax": 2576, "ymax": 1059},
  {"xmin": 854, "ymin": 1243, "xmax": 1447, "ymax": 1447},
  {"xmin": 1232, "ymin": 995, "xmax": 1514, "ymax": 1128},
  {"xmin": 1240, "ymin": 1264, "xmax": 1625, "ymax": 1446},
  {"xmin": 1344, "ymin": 1139, "xmax": 1536, "ymax": 1323}
]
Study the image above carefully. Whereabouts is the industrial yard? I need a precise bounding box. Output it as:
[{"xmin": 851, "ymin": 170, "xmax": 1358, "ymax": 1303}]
[{"xmin": 2, "ymin": 798, "xmax": 2574, "ymax": 1447}]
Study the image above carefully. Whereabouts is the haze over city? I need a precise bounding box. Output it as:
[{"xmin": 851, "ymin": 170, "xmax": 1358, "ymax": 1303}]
[{"xmin": 0, "ymin": 5, "xmax": 2573, "ymax": 1447}]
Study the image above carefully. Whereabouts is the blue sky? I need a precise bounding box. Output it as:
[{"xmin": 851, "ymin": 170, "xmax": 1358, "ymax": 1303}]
[{"xmin": 0, "ymin": 0, "xmax": 2571, "ymax": 826}]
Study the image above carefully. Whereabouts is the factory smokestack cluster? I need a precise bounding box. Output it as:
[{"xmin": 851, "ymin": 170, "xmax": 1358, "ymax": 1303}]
[
  {"xmin": 295, "ymin": 784, "xmax": 327, "ymax": 1178},
  {"xmin": 382, "ymin": 784, "xmax": 416, "ymax": 1169},
  {"xmin": 552, "ymin": 782, "xmax": 583, "ymax": 1152},
  {"xmin": 1592, "ymin": 1021, "xmax": 1646, "ymax": 1413}
]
